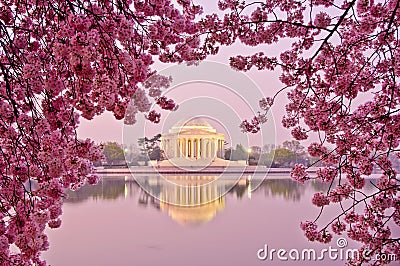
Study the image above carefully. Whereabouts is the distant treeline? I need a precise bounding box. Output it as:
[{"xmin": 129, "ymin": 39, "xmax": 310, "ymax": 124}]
[
  {"xmin": 98, "ymin": 139, "xmax": 400, "ymax": 169},
  {"xmin": 224, "ymin": 141, "xmax": 317, "ymax": 167}
]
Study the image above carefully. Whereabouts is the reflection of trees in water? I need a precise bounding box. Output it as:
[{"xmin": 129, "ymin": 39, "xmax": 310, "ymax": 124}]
[
  {"xmin": 253, "ymin": 179, "xmax": 328, "ymax": 202},
  {"xmin": 310, "ymin": 178, "xmax": 380, "ymax": 195},
  {"xmin": 65, "ymin": 176, "xmax": 335, "ymax": 206},
  {"xmin": 228, "ymin": 184, "xmax": 247, "ymax": 199},
  {"xmin": 257, "ymin": 179, "xmax": 304, "ymax": 201},
  {"xmin": 138, "ymin": 190, "xmax": 161, "ymax": 210},
  {"xmin": 309, "ymin": 179, "xmax": 331, "ymax": 192},
  {"xmin": 64, "ymin": 178, "xmax": 139, "ymax": 204}
]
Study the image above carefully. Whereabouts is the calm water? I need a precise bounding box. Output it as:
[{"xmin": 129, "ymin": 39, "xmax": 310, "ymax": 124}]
[{"xmin": 42, "ymin": 174, "xmax": 396, "ymax": 266}]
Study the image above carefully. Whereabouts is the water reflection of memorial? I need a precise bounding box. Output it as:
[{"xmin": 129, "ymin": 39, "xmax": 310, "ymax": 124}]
[
  {"xmin": 160, "ymin": 198, "xmax": 225, "ymax": 225},
  {"xmin": 169, "ymin": 176, "xmax": 240, "ymax": 225},
  {"xmin": 64, "ymin": 175, "xmax": 332, "ymax": 225},
  {"xmin": 137, "ymin": 175, "xmax": 243, "ymax": 225},
  {"xmin": 158, "ymin": 175, "xmax": 239, "ymax": 205}
]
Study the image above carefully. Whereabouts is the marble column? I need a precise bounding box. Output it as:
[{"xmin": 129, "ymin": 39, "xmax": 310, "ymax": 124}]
[
  {"xmin": 180, "ymin": 138, "xmax": 183, "ymax": 157},
  {"xmin": 220, "ymin": 140, "xmax": 223, "ymax": 157},
  {"xmin": 200, "ymin": 138, "xmax": 204, "ymax": 158},
  {"xmin": 217, "ymin": 139, "xmax": 220, "ymax": 158},
  {"xmin": 190, "ymin": 138, "xmax": 194, "ymax": 158},
  {"xmin": 194, "ymin": 139, "xmax": 197, "ymax": 158},
  {"xmin": 187, "ymin": 139, "xmax": 190, "ymax": 158},
  {"xmin": 219, "ymin": 139, "xmax": 223, "ymax": 158},
  {"xmin": 215, "ymin": 139, "xmax": 218, "ymax": 158},
  {"xmin": 196, "ymin": 138, "xmax": 200, "ymax": 158},
  {"xmin": 182, "ymin": 138, "xmax": 186, "ymax": 157},
  {"xmin": 173, "ymin": 138, "xmax": 178, "ymax": 157},
  {"xmin": 186, "ymin": 138, "xmax": 189, "ymax": 158},
  {"xmin": 176, "ymin": 138, "xmax": 180, "ymax": 157},
  {"xmin": 207, "ymin": 139, "xmax": 211, "ymax": 158},
  {"xmin": 211, "ymin": 139, "xmax": 215, "ymax": 159},
  {"xmin": 209, "ymin": 139, "xmax": 212, "ymax": 158},
  {"xmin": 205, "ymin": 139, "xmax": 209, "ymax": 158},
  {"xmin": 193, "ymin": 138, "xmax": 197, "ymax": 158},
  {"xmin": 192, "ymin": 138, "xmax": 195, "ymax": 158}
]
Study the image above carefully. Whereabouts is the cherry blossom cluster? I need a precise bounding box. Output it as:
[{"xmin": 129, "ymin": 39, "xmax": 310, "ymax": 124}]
[
  {"xmin": 328, "ymin": 184, "xmax": 353, "ymax": 203},
  {"xmin": 239, "ymin": 99, "xmax": 269, "ymax": 133},
  {"xmin": 239, "ymin": 112, "xmax": 267, "ymax": 133},
  {"xmin": 316, "ymin": 167, "xmax": 338, "ymax": 182},
  {"xmin": 331, "ymin": 220, "xmax": 346, "ymax": 235},
  {"xmin": 300, "ymin": 221, "xmax": 332, "ymax": 243},
  {"xmin": 312, "ymin": 192, "xmax": 330, "ymax": 207},
  {"xmin": 156, "ymin": 96, "xmax": 178, "ymax": 111},
  {"xmin": 290, "ymin": 164, "xmax": 310, "ymax": 184},
  {"xmin": 146, "ymin": 110, "xmax": 161, "ymax": 124}
]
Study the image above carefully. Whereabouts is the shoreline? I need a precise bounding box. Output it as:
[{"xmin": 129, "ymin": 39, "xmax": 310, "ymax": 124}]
[
  {"xmin": 95, "ymin": 166, "xmax": 319, "ymax": 175},
  {"xmin": 95, "ymin": 166, "xmax": 384, "ymax": 178}
]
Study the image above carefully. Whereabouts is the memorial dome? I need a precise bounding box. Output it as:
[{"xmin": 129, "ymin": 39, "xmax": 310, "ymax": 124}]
[{"xmin": 169, "ymin": 118, "xmax": 215, "ymax": 133}]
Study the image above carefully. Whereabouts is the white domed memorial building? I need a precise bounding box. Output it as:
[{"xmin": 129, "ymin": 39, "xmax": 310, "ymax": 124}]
[{"xmin": 158, "ymin": 118, "xmax": 244, "ymax": 168}]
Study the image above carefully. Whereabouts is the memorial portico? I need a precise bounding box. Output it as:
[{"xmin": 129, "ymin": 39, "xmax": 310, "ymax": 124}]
[{"xmin": 160, "ymin": 118, "xmax": 225, "ymax": 160}]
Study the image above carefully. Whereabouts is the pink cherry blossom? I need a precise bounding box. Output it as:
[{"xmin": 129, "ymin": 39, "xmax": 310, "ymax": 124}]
[
  {"xmin": 146, "ymin": 110, "xmax": 161, "ymax": 123},
  {"xmin": 290, "ymin": 164, "xmax": 310, "ymax": 184},
  {"xmin": 300, "ymin": 221, "xmax": 319, "ymax": 241},
  {"xmin": 331, "ymin": 220, "xmax": 346, "ymax": 235},
  {"xmin": 316, "ymin": 167, "xmax": 338, "ymax": 182},
  {"xmin": 312, "ymin": 192, "xmax": 330, "ymax": 207},
  {"xmin": 314, "ymin": 12, "xmax": 331, "ymax": 28}
]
